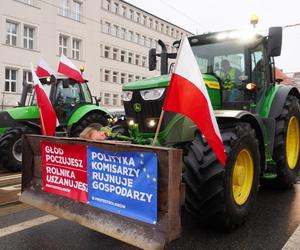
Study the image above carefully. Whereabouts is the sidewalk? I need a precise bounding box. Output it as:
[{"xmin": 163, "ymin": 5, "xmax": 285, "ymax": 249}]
[{"xmin": 282, "ymin": 224, "xmax": 300, "ymax": 249}]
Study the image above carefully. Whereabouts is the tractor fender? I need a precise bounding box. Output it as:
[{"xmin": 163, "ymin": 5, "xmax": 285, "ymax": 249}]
[
  {"xmin": 67, "ymin": 105, "xmax": 112, "ymax": 126},
  {"xmin": 268, "ymin": 85, "xmax": 300, "ymax": 119},
  {"xmin": 215, "ymin": 110, "xmax": 266, "ymax": 172}
]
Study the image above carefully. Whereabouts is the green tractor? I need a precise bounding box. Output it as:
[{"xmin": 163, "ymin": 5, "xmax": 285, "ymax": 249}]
[
  {"xmin": 0, "ymin": 77, "xmax": 111, "ymax": 172},
  {"xmin": 118, "ymin": 27, "xmax": 300, "ymax": 229}
]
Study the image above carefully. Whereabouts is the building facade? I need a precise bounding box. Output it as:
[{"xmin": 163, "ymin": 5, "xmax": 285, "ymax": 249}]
[{"xmin": 0, "ymin": 0, "xmax": 192, "ymax": 110}]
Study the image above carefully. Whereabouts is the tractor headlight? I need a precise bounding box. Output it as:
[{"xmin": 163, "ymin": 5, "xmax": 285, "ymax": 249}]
[
  {"xmin": 122, "ymin": 91, "xmax": 133, "ymax": 101},
  {"xmin": 140, "ymin": 88, "xmax": 165, "ymax": 101},
  {"xmin": 146, "ymin": 118, "xmax": 159, "ymax": 128}
]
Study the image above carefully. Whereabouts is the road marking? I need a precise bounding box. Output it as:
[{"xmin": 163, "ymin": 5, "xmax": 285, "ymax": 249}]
[
  {"xmin": 0, "ymin": 184, "xmax": 21, "ymax": 191},
  {"xmin": 0, "ymin": 174, "xmax": 21, "ymax": 181},
  {"xmin": 0, "ymin": 215, "xmax": 58, "ymax": 238}
]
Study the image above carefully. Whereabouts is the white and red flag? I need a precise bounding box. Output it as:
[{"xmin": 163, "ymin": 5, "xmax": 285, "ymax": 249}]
[
  {"xmin": 31, "ymin": 64, "xmax": 58, "ymax": 136},
  {"xmin": 163, "ymin": 36, "xmax": 226, "ymax": 166},
  {"xmin": 58, "ymin": 54, "xmax": 85, "ymax": 83},
  {"xmin": 35, "ymin": 58, "xmax": 56, "ymax": 78}
]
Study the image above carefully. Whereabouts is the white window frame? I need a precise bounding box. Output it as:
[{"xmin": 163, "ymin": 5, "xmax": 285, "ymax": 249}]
[
  {"xmin": 72, "ymin": 38, "xmax": 81, "ymax": 60},
  {"xmin": 23, "ymin": 25, "xmax": 35, "ymax": 50},
  {"xmin": 112, "ymin": 93, "xmax": 119, "ymax": 106},
  {"xmin": 104, "ymin": 46, "xmax": 111, "ymax": 58},
  {"xmin": 73, "ymin": 1, "xmax": 81, "ymax": 21},
  {"xmin": 104, "ymin": 70, "xmax": 111, "ymax": 82},
  {"xmin": 112, "ymin": 48, "xmax": 118, "ymax": 60},
  {"xmin": 5, "ymin": 68, "xmax": 17, "ymax": 93},
  {"xmin": 60, "ymin": 0, "xmax": 69, "ymax": 17},
  {"xmin": 104, "ymin": 93, "xmax": 111, "ymax": 105},
  {"xmin": 23, "ymin": 70, "xmax": 33, "ymax": 85},
  {"xmin": 6, "ymin": 21, "xmax": 18, "ymax": 46},
  {"xmin": 59, "ymin": 35, "xmax": 68, "ymax": 56},
  {"xmin": 112, "ymin": 71, "xmax": 118, "ymax": 83}
]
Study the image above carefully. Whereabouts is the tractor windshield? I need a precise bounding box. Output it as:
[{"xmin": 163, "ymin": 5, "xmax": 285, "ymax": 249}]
[{"xmin": 191, "ymin": 40, "xmax": 246, "ymax": 102}]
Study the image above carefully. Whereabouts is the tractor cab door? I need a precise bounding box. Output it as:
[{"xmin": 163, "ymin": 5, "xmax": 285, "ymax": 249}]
[
  {"xmin": 249, "ymin": 43, "xmax": 270, "ymax": 112},
  {"xmin": 53, "ymin": 79, "xmax": 92, "ymax": 124}
]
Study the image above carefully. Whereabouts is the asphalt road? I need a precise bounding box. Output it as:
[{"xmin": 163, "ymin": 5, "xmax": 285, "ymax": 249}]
[{"xmin": 0, "ymin": 180, "xmax": 300, "ymax": 250}]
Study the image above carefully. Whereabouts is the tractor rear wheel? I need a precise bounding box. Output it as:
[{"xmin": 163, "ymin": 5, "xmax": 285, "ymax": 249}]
[
  {"xmin": 70, "ymin": 112, "xmax": 108, "ymax": 137},
  {"xmin": 0, "ymin": 126, "xmax": 40, "ymax": 172},
  {"xmin": 273, "ymin": 95, "xmax": 300, "ymax": 188},
  {"xmin": 183, "ymin": 122, "xmax": 260, "ymax": 229}
]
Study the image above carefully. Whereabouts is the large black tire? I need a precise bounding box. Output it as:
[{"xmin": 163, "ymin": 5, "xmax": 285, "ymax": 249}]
[
  {"xmin": 183, "ymin": 123, "xmax": 260, "ymax": 229},
  {"xmin": 70, "ymin": 112, "xmax": 109, "ymax": 137},
  {"xmin": 0, "ymin": 126, "xmax": 40, "ymax": 172},
  {"xmin": 273, "ymin": 95, "xmax": 300, "ymax": 188}
]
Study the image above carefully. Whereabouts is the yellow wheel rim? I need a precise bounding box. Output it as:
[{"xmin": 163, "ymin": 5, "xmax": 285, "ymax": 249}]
[
  {"xmin": 232, "ymin": 149, "xmax": 254, "ymax": 206},
  {"xmin": 286, "ymin": 116, "xmax": 300, "ymax": 170}
]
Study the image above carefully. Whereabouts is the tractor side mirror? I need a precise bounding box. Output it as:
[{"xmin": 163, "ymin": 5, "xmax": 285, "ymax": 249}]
[
  {"xmin": 268, "ymin": 27, "xmax": 282, "ymax": 57},
  {"xmin": 148, "ymin": 48, "xmax": 157, "ymax": 71}
]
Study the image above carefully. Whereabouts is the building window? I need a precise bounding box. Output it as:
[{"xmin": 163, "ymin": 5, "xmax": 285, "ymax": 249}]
[
  {"xmin": 104, "ymin": 70, "xmax": 110, "ymax": 82},
  {"xmin": 103, "ymin": 0, "xmax": 110, "ymax": 10},
  {"xmin": 112, "ymin": 71, "xmax": 118, "ymax": 83},
  {"xmin": 72, "ymin": 38, "xmax": 81, "ymax": 60},
  {"xmin": 128, "ymin": 74, "xmax": 133, "ymax": 82},
  {"xmin": 128, "ymin": 53, "xmax": 133, "ymax": 64},
  {"xmin": 121, "ymin": 50, "xmax": 126, "ymax": 62},
  {"xmin": 59, "ymin": 35, "xmax": 68, "ymax": 56},
  {"xmin": 128, "ymin": 30, "xmax": 133, "ymax": 41},
  {"xmin": 149, "ymin": 18, "xmax": 153, "ymax": 28},
  {"xmin": 6, "ymin": 21, "xmax": 18, "ymax": 46},
  {"xmin": 142, "ymin": 56, "xmax": 147, "ymax": 67},
  {"xmin": 119, "ymin": 27, "xmax": 126, "ymax": 39},
  {"xmin": 112, "ymin": 94, "xmax": 119, "ymax": 106},
  {"xmin": 59, "ymin": 0, "xmax": 69, "ymax": 17},
  {"xmin": 112, "ymin": 2, "xmax": 118, "ymax": 13},
  {"xmin": 136, "ymin": 13, "xmax": 140, "ymax": 23},
  {"xmin": 129, "ymin": 9, "xmax": 134, "ymax": 20},
  {"xmin": 155, "ymin": 20, "xmax": 159, "ymax": 31},
  {"xmin": 23, "ymin": 26, "xmax": 34, "ymax": 50},
  {"xmin": 23, "ymin": 70, "xmax": 33, "ymax": 85},
  {"xmin": 113, "ymin": 48, "xmax": 118, "ymax": 60},
  {"xmin": 135, "ymin": 76, "xmax": 140, "ymax": 81},
  {"xmin": 121, "ymin": 6, "xmax": 127, "ymax": 17},
  {"xmin": 104, "ymin": 46, "xmax": 110, "ymax": 58},
  {"xmin": 142, "ymin": 15, "xmax": 147, "ymax": 25},
  {"xmin": 102, "ymin": 22, "xmax": 111, "ymax": 34},
  {"xmin": 135, "ymin": 55, "xmax": 140, "ymax": 66},
  {"xmin": 120, "ymin": 73, "xmax": 126, "ymax": 84},
  {"xmin": 5, "ymin": 68, "xmax": 17, "ymax": 92},
  {"xmin": 111, "ymin": 25, "xmax": 118, "ymax": 36},
  {"xmin": 73, "ymin": 1, "xmax": 81, "ymax": 21},
  {"xmin": 104, "ymin": 93, "xmax": 110, "ymax": 105}
]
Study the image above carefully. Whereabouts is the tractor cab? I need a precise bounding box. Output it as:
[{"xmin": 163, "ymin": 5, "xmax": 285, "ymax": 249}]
[
  {"xmin": 51, "ymin": 78, "xmax": 94, "ymax": 124},
  {"xmin": 148, "ymin": 27, "xmax": 282, "ymax": 112}
]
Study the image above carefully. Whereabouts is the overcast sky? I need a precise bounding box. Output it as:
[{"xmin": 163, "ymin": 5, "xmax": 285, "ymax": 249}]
[{"xmin": 126, "ymin": 0, "xmax": 300, "ymax": 73}]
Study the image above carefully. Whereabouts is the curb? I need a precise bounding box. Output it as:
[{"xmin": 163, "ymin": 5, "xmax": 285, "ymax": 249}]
[{"xmin": 282, "ymin": 223, "xmax": 300, "ymax": 249}]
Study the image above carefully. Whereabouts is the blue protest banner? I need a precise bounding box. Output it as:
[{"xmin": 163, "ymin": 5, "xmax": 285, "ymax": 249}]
[{"xmin": 87, "ymin": 146, "xmax": 157, "ymax": 224}]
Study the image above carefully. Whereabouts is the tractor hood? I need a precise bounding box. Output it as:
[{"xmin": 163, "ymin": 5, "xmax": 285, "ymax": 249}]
[
  {"xmin": 122, "ymin": 73, "xmax": 220, "ymax": 91},
  {"xmin": 123, "ymin": 74, "xmax": 171, "ymax": 91}
]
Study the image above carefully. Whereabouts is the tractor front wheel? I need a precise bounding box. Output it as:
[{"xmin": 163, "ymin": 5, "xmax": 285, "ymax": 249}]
[
  {"xmin": 183, "ymin": 122, "xmax": 260, "ymax": 229},
  {"xmin": 70, "ymin": 112, "xmax": 109, "ymax": 137},
  {"xmin": 273, "ymin": 95, "xmax": 300, "ymax": 188},
  {"xmin": 0, "ymin": 127, "xmax": 40, "ymax": 172}
]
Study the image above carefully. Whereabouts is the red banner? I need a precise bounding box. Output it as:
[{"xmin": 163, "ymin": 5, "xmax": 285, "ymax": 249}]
[{"xmin": 41, "ymin": 141, "xmax": 88, "ymax": 203}]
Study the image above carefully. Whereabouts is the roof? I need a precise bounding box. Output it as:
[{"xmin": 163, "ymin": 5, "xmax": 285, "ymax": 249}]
[
  {"xmin": 121, "ymin": 0, "xmax": 194, "ymax": 35},
  {"xmin": 275, "ymin": 68, "xmax": 296, "ymax": 85}
]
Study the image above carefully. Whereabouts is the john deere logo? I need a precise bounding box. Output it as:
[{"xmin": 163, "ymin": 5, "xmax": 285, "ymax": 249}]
[{"xmin": 134, "ymin": 103, "xmax": 142, "ymax": 112}]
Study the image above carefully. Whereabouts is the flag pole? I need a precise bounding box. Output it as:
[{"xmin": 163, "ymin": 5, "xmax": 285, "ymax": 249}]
[{"xmin": 152, "ymin": 109, "xmax": 165, "ymax": 146}]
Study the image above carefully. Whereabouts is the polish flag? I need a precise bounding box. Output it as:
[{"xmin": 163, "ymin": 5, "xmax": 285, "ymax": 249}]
[
  {"xmin": 58, "ymin": 54, "xmax": 85, "ymax": 83},
  {"xmin": 31, "ymin": 64, "xmax": 57, "ymax": 136},
  {"xmin": 36, "ymin": 58, "xmax": 56, "ymax": 78},
  {"xmin": 163, "ymin": 36, "xmax": 226, "ymax": 166}
]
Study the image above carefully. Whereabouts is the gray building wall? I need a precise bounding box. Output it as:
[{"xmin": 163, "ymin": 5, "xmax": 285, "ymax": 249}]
[{"xmin": 0, "ymin": 0, "xmax": 192, "ymax": 110}]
